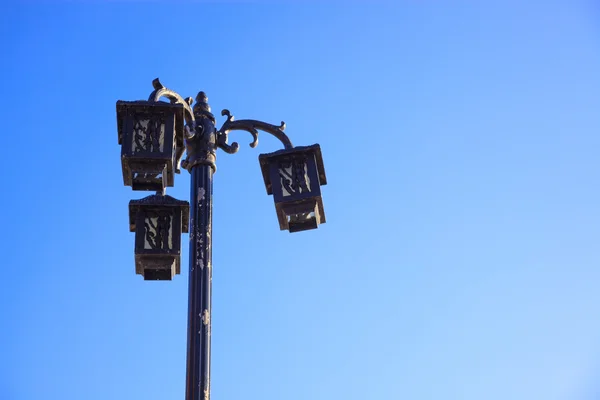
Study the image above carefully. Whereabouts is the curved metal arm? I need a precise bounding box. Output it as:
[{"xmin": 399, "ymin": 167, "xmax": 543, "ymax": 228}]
[
  {"xmin": 147, "ymin": 78, "xmax": 196, "ymax": 172},
  {"xmin": 148, "ymin": 78, "xmax": 195, "ymax": 130},
  {"xmin": 216, "ymin": 109, "xmax": 293, "ymax": 154}
]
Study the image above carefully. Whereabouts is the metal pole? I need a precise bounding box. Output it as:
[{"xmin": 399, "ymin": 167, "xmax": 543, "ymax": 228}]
[
  {"xmin": 183, "ymin": 92, "xmax": 217, "ymax": 400},
  {"xmin": 185, "ymin": 163, "xmax": 213, "ymax": 400}
]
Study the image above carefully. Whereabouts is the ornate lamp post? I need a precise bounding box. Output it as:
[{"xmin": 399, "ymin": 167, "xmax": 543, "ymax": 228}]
[{"xmin": 116, "ymin": 79, "xmax": 327, "ymax": 400}]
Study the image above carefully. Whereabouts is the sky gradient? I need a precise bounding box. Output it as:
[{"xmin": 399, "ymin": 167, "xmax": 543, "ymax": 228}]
[{"xmin": 2, "ymin": 2, "xmax": 600, "ymax": 400}]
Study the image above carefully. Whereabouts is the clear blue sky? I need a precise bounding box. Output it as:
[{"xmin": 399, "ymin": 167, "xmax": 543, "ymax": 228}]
[{"xmin": 2, "ymin": 2, "xmax": 600, "ymax": 399}]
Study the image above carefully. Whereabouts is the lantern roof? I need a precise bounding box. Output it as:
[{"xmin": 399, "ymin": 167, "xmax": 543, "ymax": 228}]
[
  {"xmin": 116, "ymin": 100, "xmax": 185, "ymax": 147},
  {"xmin": 258, "ymin": 144, "xmax": 327, "ymax": 195},
  {"xmin": 128, "ymin": 194, "xmax": 190, "ymax": 233}
]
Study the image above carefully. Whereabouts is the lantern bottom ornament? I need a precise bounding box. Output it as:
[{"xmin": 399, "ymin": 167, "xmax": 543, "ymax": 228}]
[
  {"xmin": 135, "ymin": 255, "xmax": 179, "ymax": 281},
  {"xmin": 128, "ymin": 194, "xmax": 190, "ymax": 280},
  {"xmin": 281, "ymin": 199, "xmax": 323, "ymax": 232},
  {"xmin": 129, "ymin": 161, "xmax": 168, "ymax": 192}
]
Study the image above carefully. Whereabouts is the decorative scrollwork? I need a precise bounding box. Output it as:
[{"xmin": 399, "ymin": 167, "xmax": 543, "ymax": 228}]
[
  {"xmin": 142, "ymin": 79, "xmax": 295, "ymax": 173},
  {"xmin": 216, "ymin": 109, "xmax": 293, "ymax": 154},
  {"xmin": 148, "ymin": 78, "xmax": 195, "ymax": 130},
  {"xmin": 147, "ymin": 78, "xmax": 196, "ymax": 173}
]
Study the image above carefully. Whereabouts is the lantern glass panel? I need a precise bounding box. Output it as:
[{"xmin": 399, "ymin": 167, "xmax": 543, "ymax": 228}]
[
  {"xmin": 278, "ymin": 158, "xmax": 312, "ymax": 197},
  {"xmin": 131, "ymin": 115, "xmax": 166, "ymax": 154},
  {"xmin": 143, "ymin": 211, "xmax": 174, "ymax": 250}
]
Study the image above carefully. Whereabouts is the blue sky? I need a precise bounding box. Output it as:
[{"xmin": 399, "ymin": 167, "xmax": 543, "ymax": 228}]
[{"xmin": 2, "ymin": 2, "xmax": 600, "ymax": 399}]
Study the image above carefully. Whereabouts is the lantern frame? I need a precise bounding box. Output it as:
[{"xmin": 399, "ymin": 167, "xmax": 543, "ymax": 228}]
[
  {"xmin": 128, "ymin": 194, "xmax": 190, "ymax": 280},
  {"xmin": 117, "ymin": 100, "xmax": 185, "ymax": 191},
  {"xmin": 259, "ymin": 144, "xmax": 327, "ymax": 232}
]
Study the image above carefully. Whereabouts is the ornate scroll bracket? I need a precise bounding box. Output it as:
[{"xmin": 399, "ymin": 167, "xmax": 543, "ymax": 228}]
[
  {"xmin": 216, "ymin": 109, "xmax": 293, "ymax": 154},
  {"xmin": 149, "ymin": 78, "xmax": 195, "ymax": 129},
  {"xmin": 143, "ymin": 79, "xmax": 295, "ymax": 173},
  {"xmin": 147, "ymin": 78, "xmax": 198, "ymax": 173}
]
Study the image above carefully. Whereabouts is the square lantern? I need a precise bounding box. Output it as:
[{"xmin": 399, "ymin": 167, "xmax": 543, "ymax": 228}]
[
  {"xmin": 259, "ymin": 144, "xmax": 327, "ymax": 232},
  {"xmin": 129, "ymin": 194, "xmax": 190, "ymax": 280},
  {"xmin": 117, "ymin": 100, "xmax": 184, "ymax": 191}
]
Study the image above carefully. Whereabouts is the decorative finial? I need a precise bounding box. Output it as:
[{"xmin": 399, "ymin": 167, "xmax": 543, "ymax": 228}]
[
  {"xmin": 192, "ymin": 91, "xmax": 214, "ymax": 123},
  {"xmin": 194, "ymin": 91, "xmax": 211, "ymax": 113},
  {"xmin": 152, "ymin": 78, "xmax": 164, "ymax": 90}
]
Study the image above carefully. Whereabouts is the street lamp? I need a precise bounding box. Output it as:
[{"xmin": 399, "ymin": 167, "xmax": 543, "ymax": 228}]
[
  {"xmin": 259, "ymin": 144, "xmax": 327, "ymax": 232},
  {"xmin": 116, "ymin": 78, "xmax": 327, "ymax": 400},
  {"xmin": 128, "ymin": 194, "xmax": 189, "ymax": 280},
  {"xmin": 117, "ymin": 100, "xmax": 185, "ymax": 191}
]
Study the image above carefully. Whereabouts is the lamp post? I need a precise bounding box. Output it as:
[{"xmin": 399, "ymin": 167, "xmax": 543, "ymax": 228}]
[{"xmin": 117, "ymin": 78, "xmax": 327, "ymax": 400}]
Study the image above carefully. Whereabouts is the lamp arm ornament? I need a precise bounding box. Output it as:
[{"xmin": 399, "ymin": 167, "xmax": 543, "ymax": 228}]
[
  {"xmin": 216, "ymin": 109, "xmax": 293, "ymax": 154},
  {"xmin": 148, "ymin": 78, "xmax": 197, "ymax": 173},
  {"xmin": 148, "ymin": 78, "xmax": 196, "ymax": 131}
]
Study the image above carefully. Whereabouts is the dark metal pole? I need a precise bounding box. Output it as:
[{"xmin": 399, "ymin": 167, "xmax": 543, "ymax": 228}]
[
  {"xmin": 186, "ymin": 163, "xmax": 213, "ymax": 400},
  {"xmin": 183, "ymin": 92, "xmax": 218, "ymax": 400}
]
